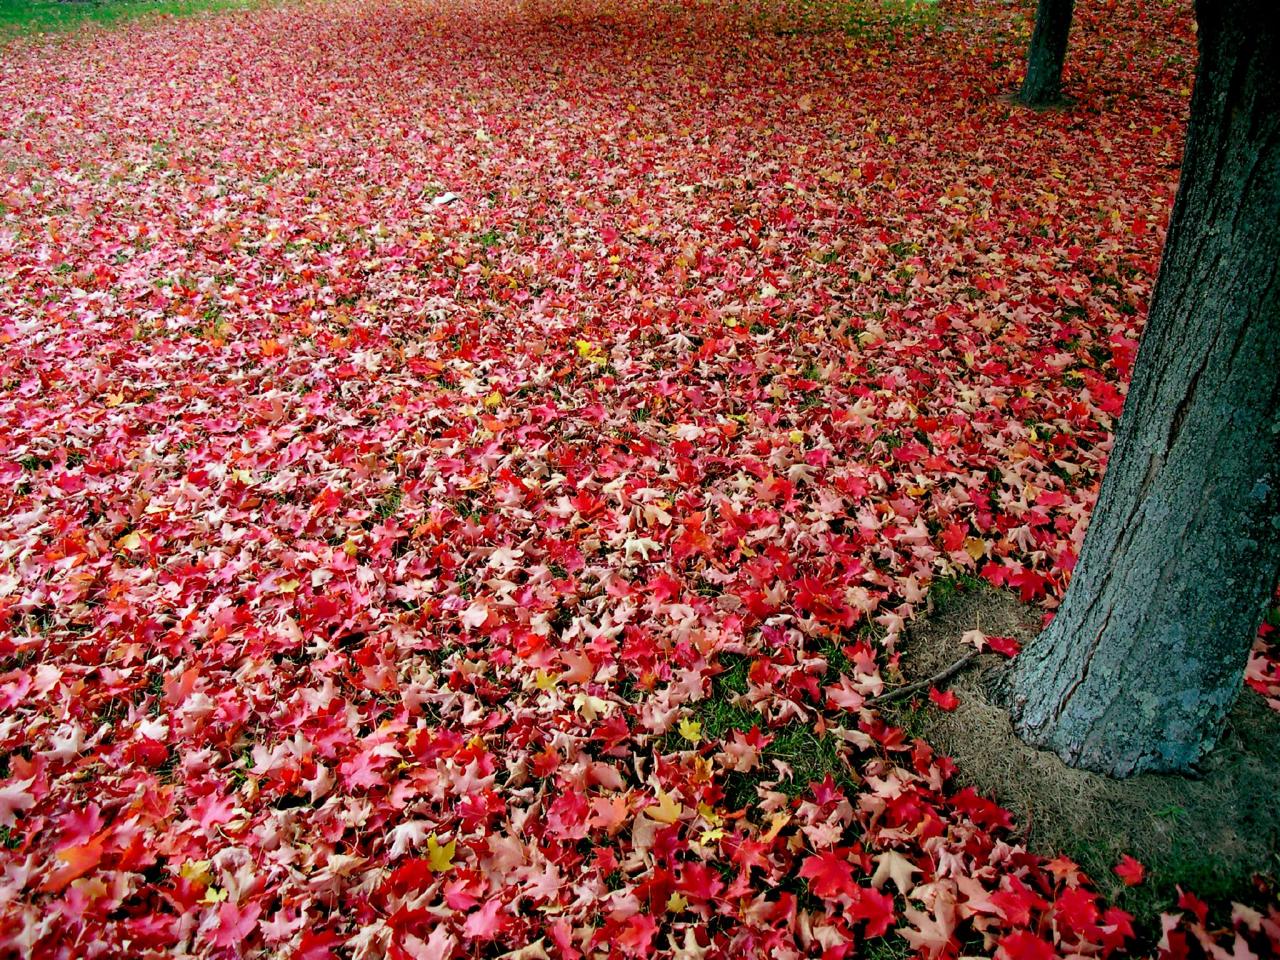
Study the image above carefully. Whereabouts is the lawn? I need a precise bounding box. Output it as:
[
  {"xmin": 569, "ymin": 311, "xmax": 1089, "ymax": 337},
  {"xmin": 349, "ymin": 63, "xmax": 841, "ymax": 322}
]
[
  {"xmin": 0, "ymin": 0, "xmax": 1275, "ymax": 957},
  {"xmin": 0, "ymin": 0, "xmax": 266, "ymax": 37}
]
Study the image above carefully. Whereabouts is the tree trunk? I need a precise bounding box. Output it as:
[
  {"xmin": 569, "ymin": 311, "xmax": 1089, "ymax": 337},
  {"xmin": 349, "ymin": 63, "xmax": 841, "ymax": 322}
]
[
  {"xmin": 1018, "ymin": 0, "xmax": 1075, "ymax": 107},
  {"xmin": 1008, "ymin": 0, "xmax": 1280, "ymax": 778}
]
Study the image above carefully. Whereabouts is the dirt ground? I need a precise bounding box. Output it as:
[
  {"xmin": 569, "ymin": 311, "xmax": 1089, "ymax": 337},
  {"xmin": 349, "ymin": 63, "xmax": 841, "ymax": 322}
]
[{"xmin": 888, "ymin": 582, "xmax": 1280, "ymax": 921}]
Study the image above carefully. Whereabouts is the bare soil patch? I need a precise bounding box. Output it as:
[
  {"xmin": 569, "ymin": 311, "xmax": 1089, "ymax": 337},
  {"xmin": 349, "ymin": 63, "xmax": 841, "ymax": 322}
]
[{"xmin": 887, "ymin": 581, "xmax": 1280, "ymax": 922}]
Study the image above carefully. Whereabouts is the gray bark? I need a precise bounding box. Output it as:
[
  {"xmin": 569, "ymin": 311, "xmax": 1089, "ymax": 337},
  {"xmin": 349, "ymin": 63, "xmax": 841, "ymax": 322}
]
[
  {"xmin": 1018, "ymin": 0, "xmax": 1075, "ymax": 107},
  {"xmin": 1008, "ymin": 0, "xmax": 1280, "ymax": 777}
]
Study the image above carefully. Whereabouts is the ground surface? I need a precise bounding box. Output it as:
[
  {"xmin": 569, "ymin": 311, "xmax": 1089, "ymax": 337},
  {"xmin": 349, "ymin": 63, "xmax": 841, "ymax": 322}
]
[
  {"xmin": 889, "ymin": 583, "xmax": 1280, "ymax": 925},
  {"xmin": 0, "ymin": 0, "xmax": 265, "ymax": 38},
  {"xmin": 1, "ymin": 0, "xmax": 1277, "ymax": 957}
]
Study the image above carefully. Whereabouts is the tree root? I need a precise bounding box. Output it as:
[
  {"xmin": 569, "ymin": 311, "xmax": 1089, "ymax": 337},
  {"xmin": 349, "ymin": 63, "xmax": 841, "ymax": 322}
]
[{"xmin": 867, "ymin": 651, "xmax": 981, "ymax": 707}]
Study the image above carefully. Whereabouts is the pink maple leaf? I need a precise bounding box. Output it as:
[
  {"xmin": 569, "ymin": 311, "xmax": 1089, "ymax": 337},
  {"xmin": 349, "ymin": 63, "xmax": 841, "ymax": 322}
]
[
  {"xmin": 207, "ymin": 901, "xmax": 262, "ymax": 949},
  {"xmin": 462, "ymin": 899, "xmax": 506, "ymax": 941}
]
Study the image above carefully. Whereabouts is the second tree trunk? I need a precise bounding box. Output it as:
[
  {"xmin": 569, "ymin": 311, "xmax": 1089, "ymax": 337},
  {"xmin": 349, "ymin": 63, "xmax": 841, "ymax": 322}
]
[{"xmin": 1019, "ymin": 0, "xmax": 1075, "ymax": 106}]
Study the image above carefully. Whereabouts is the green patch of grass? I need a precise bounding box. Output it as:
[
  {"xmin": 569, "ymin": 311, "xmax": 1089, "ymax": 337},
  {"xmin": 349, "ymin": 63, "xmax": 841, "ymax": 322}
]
[
  {"xmin": 765, "ymin": 724, "xmax": 846, "ymax": 791},
  {"xmin": 818, "ymin": 639, "xmax": 852, "ymax": 676},
  {"xmin": 697, "ymin": 697, "xmax": 760, "ymax": 742},
  {"xmin": 879, "ymin": 695, "xmax": 933, "ymax": 743},
  {"xmin": 1062, "ymin": 832, "xmax": 1256, "ymax": 937},
  {"xmin": 927, "ymin": 573, "xmax": 984, "ymax": 615},
  {"xmin": 0, "ymin": 0, "xmax": 270, "ymax": 39},
  {"xmin": 376, "ymin": 486, "xmax": 404, "ymax": 519},
  {"xmin": 862, "ymin": 933, "xmax": 915, "ymax": 960},
  {"xmin": 18, "ymin": 454, "xmax": 51, "ymax": 472},
  {"xmin": 713, "ymin": 652, "xmax": 751, "ymax": 696},
  {"xmin": 843, "ymin": 0, "xmax": 940, "ymax": 44},
  {"xmin": 663, "ymin": 652, "xmax": 853, "ymax": 806}
]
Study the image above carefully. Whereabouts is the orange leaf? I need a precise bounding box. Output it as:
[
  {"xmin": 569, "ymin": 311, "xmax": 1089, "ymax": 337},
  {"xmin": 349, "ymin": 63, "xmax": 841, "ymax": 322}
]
[{"xmin": 41, "ymin": 835, "xmax": 105, "ymax": 893}]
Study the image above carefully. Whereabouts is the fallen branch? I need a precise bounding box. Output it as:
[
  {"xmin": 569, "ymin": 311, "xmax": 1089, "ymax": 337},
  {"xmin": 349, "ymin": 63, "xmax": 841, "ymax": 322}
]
[{"xmin": 866, "ymin": 651, "xmax": 981, "ymax": 707}]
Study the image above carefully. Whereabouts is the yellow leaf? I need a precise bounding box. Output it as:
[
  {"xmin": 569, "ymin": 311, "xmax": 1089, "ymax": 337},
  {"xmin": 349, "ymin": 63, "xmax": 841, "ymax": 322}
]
[
  {"xmin": 118, "ymin": 531, "xmax": 142, "ymax": 552},
  {"xmin": 277, "ymin": 578, "xmax": 300, "ymax": 594},
  {"xmin": 69, "ymin": 876, "xmax": 108, "ymax": 900},
  {"xmin": 179, "ymin": 859, "xmax": 212, "ymax": 886},
  {"xmin": 700, "ymin": 827, "xmax": 725, "ymax": 845},
  {"xmin": 761, "ymin": 812, "xmax": 791, "ymax": 842},
  {"xmin": 574, "ymin": 340, "xmax": 608, "ymax": 365},
  {"xmin": 963, "ymin": 538, "xmax": 988, "ymax": 561},
  {"xmin": 678, "ymin": 718, "xmax": 702, "ymax": 743},
  {"xmin": 427, "ymin": 834, "xmax": 456, "ymax": 873},
  {"xmin": 231, "ymin": 469, "xmax": 254, "ymax": 486},
  {"xmin": 199, "ymin": 886, "xmax": 228, "ymax": 905},
  {"xmin": 534, "ymin": 669, "xmax": 559, "ymax": 692},
  {"xmin": 103, "ymin": 392, "xmax": 125, "ymax": 408},
  {"xmin": 788, "ymin": 430, "xmax": 805, "ymax": 444},
  {"xmin": 484, "ymin": 391, "xmax": 502, "ymax": 409},
  {"xmin": 573, "ymin": 693, "xmax": 613, "ymax": 721},
  {"xmin": 646, "ymin": 790, "xmax": 684, "ymax": 825},
  {"xmin": 666, "ymin": 892, "xmax": 689, "ymax": 913}
]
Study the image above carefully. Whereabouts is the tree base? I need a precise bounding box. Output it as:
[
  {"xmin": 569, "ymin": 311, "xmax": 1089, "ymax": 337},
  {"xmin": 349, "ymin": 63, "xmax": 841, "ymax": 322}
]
[
  {"xmin": 884, "ymin": 582, "xmax": 1280, "ymax": 928},
  {"xmin": 999, "ymin": 90, "xmax": 1073, "ymax": 111}
]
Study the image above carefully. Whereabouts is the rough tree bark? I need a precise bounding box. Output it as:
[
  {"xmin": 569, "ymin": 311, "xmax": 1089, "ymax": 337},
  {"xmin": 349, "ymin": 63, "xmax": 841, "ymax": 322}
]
[
  {"xmin": 1008, "ymin": 0, "xmax": 1280, "ymax": 778},
  {"xmin": 1018, "ymin": 0, "xmax": 1075, "ymax": 107}
]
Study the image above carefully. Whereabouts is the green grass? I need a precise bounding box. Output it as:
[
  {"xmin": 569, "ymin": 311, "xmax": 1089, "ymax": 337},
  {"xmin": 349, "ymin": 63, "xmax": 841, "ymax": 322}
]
[
  {"xmin": 375, "ymin": 486, "xmax": 404, "ymax": 520},
  {"xmin": 844, "ymin": 0, "xmax": 941, "ymax": 38},
  {"xmin": 0, "ymin": 0, "xmax": 267, "ymax": 39},
  {"xmin": 925, "ymin": 572, "xmax": 985, "ymax": 615},
  {"xmin": 662, "ymin": 652, "xmax": 855, "ymax": 809},
  {"xmin": 729, "ymin": 0, "xmax": 941, "ymax": 39}
]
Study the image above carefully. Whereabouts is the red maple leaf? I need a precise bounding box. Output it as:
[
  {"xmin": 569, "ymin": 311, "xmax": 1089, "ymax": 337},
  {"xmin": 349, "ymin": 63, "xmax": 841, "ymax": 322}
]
[
  {"xmin": 1113, "ymin": 855, "xmax": 1146, "ymax": 886},
  {"xmin": 996, "ymin": 930, "xmax": 1057, "ymax": 960},
  {"xmin": 848, "ymin": 885, "xmax": 896, "ymax": 937},
  {"xmin": 798, "ymin": 850, "xmax": 857, "ymax": 900},
  {"xmin": 928, "ymin": 687, "xmax": 960, "ymax": 711}
]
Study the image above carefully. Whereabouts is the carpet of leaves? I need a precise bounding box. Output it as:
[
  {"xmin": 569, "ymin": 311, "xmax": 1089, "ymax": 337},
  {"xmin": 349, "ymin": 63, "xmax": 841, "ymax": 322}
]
[{"xmin": 1, "ymin": 0, "xmax": 1278, "ymax": 957}]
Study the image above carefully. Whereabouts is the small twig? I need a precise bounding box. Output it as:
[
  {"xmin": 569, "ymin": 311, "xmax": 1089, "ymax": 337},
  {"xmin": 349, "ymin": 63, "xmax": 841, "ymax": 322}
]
[{"xmin": 867, "ymin": 651, "xmax": 981, "ymax": 707}]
